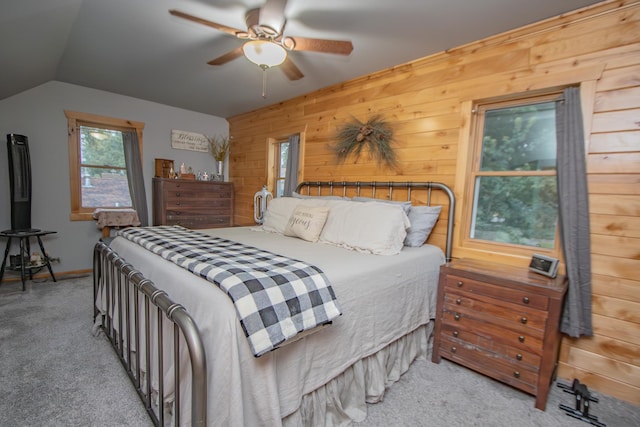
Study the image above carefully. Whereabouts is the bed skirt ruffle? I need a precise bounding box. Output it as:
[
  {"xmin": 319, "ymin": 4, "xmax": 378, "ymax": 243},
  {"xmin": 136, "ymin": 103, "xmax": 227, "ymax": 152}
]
[{"xmin": 282, "ymin": 321, "xmax": 434, "ymax": 427}]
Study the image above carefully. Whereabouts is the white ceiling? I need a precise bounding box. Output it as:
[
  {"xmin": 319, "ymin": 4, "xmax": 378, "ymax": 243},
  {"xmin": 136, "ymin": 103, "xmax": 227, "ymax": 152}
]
[{"xmin": 1, "ymin": 0, "xmax": 604, "ymax": 118}]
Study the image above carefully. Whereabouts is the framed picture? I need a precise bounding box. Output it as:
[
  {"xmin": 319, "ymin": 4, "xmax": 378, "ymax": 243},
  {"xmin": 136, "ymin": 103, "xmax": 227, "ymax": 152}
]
[{"xmin": 529, "ymin": 254, "xmax": 559, "ymax": 278}]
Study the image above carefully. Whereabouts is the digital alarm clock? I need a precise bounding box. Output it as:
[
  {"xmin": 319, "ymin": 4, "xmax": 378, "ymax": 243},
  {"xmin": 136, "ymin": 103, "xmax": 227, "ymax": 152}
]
[{"xmin": 529, "ymin": 254, "xmax": 559, "ymax": 278}]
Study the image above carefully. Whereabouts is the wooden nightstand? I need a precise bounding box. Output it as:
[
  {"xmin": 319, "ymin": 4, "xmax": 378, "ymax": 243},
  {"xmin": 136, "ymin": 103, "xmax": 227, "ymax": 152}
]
[{"xmin": 432, "ymin": 258, "xmax": 568, "ymax": 410}]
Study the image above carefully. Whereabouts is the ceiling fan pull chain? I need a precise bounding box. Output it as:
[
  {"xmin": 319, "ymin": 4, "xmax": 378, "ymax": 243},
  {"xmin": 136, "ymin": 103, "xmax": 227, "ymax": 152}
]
[{"xmin": 261, "ymin": 65, "xmax": 268, "ymax": 98}]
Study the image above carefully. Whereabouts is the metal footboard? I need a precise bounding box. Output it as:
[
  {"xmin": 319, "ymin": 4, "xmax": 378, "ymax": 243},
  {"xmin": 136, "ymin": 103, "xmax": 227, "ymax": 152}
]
[{"xmin": 93, "ymin": 241, "xmax": 207, "ymax": 426}]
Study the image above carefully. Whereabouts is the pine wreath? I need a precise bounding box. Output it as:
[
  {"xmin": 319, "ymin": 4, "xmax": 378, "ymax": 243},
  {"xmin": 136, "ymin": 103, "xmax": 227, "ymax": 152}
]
[{"xmin": 333, "ymin": 115, "xmax": 397, "ymax": 168}]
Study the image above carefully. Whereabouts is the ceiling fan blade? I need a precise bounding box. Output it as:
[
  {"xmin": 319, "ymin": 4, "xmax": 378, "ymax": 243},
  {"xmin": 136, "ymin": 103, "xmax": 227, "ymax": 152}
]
[
  {"xmin": 289, "ymin": 36, "xmax": 353, "ymax": 55},
  {"xmin": 259, "ymin": 0, "xmax": 288, "ymax": 35},
  {"xmin": 207, "ymin": 46, "xmax": 245, "ymax": 66},
  {"xmin": 169, "ymin": 9, "xmax": 244, "ymax": 37},
  {"xmin": 280, "ymin": 57, "xmax": 304, "ymax": 81}
]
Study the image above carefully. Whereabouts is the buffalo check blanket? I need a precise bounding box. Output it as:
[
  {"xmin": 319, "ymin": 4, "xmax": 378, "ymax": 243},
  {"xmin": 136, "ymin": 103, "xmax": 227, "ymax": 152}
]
[{"xmin": 118, "ymin": 226, "xmax": 342, "ymax": 357}]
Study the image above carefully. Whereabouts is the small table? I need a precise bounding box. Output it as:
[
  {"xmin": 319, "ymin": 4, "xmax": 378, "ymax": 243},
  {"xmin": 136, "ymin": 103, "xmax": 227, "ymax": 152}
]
[
  {"xmin": 93, "ymin": 208, "xmax": 141, "ymax": 238},
  {"xmin": 0, "ymin": 229, "xmax": 57, "ymax": 291}
]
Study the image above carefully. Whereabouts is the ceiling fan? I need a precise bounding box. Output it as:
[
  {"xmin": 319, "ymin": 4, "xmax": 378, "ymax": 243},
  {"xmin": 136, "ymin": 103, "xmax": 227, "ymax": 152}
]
[{"xmin": 169, "ymin": 0, "xmax": 353, "ymax": 82}]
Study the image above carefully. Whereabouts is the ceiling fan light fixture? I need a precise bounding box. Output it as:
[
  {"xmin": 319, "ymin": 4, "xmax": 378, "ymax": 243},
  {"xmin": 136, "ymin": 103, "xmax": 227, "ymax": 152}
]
[{"xmin": 243, "ymin": 40, "xmax": 287, "ymax": 68}]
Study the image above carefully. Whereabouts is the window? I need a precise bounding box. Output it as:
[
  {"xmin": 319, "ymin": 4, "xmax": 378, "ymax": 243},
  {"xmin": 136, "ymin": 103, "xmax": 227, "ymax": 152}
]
[
  {"xmin": 65, "ymin": 111, "xmax": 144, "ymax": 220},
  {"xmin": 274, "ymin": 140, "xmax": 289, "ymax": 197},
  {"xmin": 266, "ymin": 132, "xmax": 304, "ymax": 198},
  {"xmin": 464, "ymin": 93, "xmax": 560, "ymax": 254}
]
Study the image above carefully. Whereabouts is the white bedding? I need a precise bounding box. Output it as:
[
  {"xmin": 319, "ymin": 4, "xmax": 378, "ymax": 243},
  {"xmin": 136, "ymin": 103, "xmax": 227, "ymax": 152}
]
[{"xmin": 107, "ymin": 226, "xmax": 445, "ymax": 426}]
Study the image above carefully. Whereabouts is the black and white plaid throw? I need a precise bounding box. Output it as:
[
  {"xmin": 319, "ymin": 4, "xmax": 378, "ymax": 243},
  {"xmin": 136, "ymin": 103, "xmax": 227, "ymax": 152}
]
[{"xmin": 118, "ymin": 226, "xmax": 341, "ymax": 356}]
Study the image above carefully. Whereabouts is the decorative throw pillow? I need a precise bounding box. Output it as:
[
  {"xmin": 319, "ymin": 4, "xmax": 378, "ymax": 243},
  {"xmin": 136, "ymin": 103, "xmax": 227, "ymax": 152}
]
[
  {"xmin": 284, "ymin": 205, "xmax": 330, "ymax": 242},
  {"xmin": 262, "ymin": 197, "xmax": 301, "ymax": 234},
  {"xmin": 404, "ymin": 205, "xmax": 442, "ymax": 247}
]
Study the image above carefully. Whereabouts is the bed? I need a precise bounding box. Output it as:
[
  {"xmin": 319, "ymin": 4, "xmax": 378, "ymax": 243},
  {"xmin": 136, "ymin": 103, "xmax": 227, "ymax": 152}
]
[{"xmin": 93, "ymin": 180, "xmax": 455, "ymax": 426}]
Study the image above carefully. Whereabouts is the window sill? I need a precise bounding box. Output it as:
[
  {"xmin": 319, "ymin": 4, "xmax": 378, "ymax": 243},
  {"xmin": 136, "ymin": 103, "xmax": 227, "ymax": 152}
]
[{"xmin": 70, "ymin": 212, "xmax": 94, "ymax": 221}]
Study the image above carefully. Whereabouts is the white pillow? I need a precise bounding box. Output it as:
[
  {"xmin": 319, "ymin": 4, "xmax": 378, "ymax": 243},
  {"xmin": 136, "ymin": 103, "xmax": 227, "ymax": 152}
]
[
  {"xmin": 404, "ymin": 205, "xmax": 442, "ymax": 247},
  {"xmin": 292, "ymin": 191, "xmax": 347, "ymax": 200},
  {"xmin": 319, "ymin": 201, "xmax": 410, "ymax": 255},
  {"xmin": 262, "ymin": 197, "xmax": 300, "ymax": 233},
  {"xmin": 351, "ymin": 196, "xmax": 411, "ymax": 214},
  {"xmin": 284, "ymin": 205, "xmax": 330, "ymax": 242}
]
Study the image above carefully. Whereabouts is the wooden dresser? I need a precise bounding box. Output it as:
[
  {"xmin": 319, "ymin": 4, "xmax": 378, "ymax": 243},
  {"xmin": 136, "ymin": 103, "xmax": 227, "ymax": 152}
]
[
  {"xmin": 152, "ymin": 178, "xmax": 234, "ymax": 229},
  {"xmin": 432, "ymin": 258, "xmax": 567, "ymax": 410}
]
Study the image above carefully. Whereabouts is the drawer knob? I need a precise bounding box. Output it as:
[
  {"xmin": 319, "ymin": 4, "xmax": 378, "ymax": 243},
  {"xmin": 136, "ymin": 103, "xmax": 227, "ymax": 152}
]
[
  {"xmin": 453, "ymin": 330, "xmax": 459, "ymax": 337},
  {"xmin": 176, "ymin": 201, "xmax": 181, "ymax": 205},
  {"xmin": 521, "ymin": 317, "xmax": 527, "ymax": 324},
  {"xmin": 516, "ymin": 353, "xmax": 523, "ymax": 361},
  {"xmin": 523, "ymin": 297, "xmax": 530, "ymax": 304},
  {"xmin": 454, "ymin": 313, "xmax": 461, "ymax": 321},
  {"xmin": 518, "ymin": 335, "xmax": 525, "ymax": 343},
  {"xmin": 456, "ymin": 298, "xmax": 462, "ymax": 305},
  {"xmin": 176, "ymin": 192, "xmax": 180, "ymax": 196},
  {"xmin": 514, "ymin": 371, "xmax": 520, "ymax": 379},
  {"xmin": 456, "ymin": 281, "xmax": 463, "ymax": 287},
  {"xmin": 451, "ymin": 346, "xmax": 457, "ymax": 353}
]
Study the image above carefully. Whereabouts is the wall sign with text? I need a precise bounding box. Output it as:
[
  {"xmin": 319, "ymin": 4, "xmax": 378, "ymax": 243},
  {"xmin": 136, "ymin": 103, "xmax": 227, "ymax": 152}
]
[{"xmin": 171, "ymin": 130, "xmax": 209, "ymax": 152}]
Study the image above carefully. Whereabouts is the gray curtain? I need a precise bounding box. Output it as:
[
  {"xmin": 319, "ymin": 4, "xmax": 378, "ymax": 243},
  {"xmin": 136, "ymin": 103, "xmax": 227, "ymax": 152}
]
[
  {"xmin": 556, "ymin": 87, "xmax": 593, "ymax": 337},
  {"xmin": 122, "ymin": 131, "xmax": 149, "ymax": 226},
  {"xmin": 283, "ymin": 133, "xmax": 300, "ymax": 197}
]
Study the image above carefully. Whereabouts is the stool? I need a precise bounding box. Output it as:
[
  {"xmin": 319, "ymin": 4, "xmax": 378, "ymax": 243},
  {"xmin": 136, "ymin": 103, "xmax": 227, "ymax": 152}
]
[{"xmin": 0, "ymin": 229, "xmax": 57, "ymax": 291}]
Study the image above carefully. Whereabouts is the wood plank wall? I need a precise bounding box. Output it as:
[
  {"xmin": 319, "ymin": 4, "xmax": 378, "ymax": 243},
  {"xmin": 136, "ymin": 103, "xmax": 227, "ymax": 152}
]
[{"xmin": 228, "ymin": 0, "xmax": 640, "ymax": 405}]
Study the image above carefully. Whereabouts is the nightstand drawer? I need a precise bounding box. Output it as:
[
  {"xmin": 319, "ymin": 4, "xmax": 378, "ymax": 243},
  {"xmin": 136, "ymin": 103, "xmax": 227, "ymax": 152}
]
[
  {"xmin": 443, "ymin": 293, "xmax": 547, "ymax": 332},
  {"xmin": 445, "ymin": 275, "xmax": 549, "ymax": 310},
  {"xmin": 439, "ymin": 322, "xmax": 542, "ymax": 368},
  {"xmin": 439, "ymin": 335, "xmax": 538, "ymax": 394},
  {"xmin": 440, "ymin": 310, "xmax": 544, "ymax": 354}
]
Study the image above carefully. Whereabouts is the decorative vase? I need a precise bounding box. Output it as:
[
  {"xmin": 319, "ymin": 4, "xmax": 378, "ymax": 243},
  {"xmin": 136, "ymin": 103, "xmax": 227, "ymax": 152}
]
[{"xmin": 216, "ymin": 160, "xmax": 224, "ymax": 181}]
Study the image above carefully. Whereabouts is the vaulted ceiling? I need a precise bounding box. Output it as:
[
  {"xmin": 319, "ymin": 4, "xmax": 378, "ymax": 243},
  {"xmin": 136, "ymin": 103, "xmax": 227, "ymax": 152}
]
[{"xmin": 1, "ymin": 0, "xmax": 604, "ymax": 118}]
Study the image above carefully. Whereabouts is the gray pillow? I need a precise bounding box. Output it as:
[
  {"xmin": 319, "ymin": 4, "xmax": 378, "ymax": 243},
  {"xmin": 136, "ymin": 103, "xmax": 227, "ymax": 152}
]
[{"xmin": 404, "ymin": 205, "xmax": 442, "ymax": 247}]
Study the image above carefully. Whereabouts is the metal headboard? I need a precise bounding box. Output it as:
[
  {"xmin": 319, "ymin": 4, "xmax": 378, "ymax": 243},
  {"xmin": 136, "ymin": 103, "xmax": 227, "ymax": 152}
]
[{"xmin": 295, "ymin": 181, "xmax": 455, "ymax": 262}]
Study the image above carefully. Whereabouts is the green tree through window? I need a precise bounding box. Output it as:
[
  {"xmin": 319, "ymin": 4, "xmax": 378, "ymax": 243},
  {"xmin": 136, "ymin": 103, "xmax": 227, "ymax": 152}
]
[
  {"xmin": 470, "ymin": 97, "xmax": 559, "ymax": 249},
  {"xmin": 66, "ymin": 110, "xmax": 144, "ymax": 220},
  {"xmin": 275, "ymin": 141, "xmax": 289, "ymax": 197},
  {"xmin": 79, "ymin": 125, "xmax": 132, "ymax": 208}
]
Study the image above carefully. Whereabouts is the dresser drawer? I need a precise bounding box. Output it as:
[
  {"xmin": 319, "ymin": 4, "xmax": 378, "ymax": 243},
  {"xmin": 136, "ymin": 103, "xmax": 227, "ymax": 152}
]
[
  {"xmin": 166, "ymin": 188, "xmax": 233, "ymax": 200},
  {"xmin": 161, "ymin": 180, "xmax": 230, "ymax": 191},
  {"xmin": 165, "ymin": 198, "xmax": 232, "ymax": 211},
  {"xmin": 445, "ymin": 275, "xmax": 549, "ymax": 311},
  {"xmin": 166, "ymin": 215, "xmax": 232, "ymax": 228}
]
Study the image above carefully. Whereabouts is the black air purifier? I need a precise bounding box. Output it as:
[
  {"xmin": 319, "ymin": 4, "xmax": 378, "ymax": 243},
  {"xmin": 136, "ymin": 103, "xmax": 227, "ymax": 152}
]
[{"xmin": 6, "ymin": 133, "xmax": 35, "ymax": 231}]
